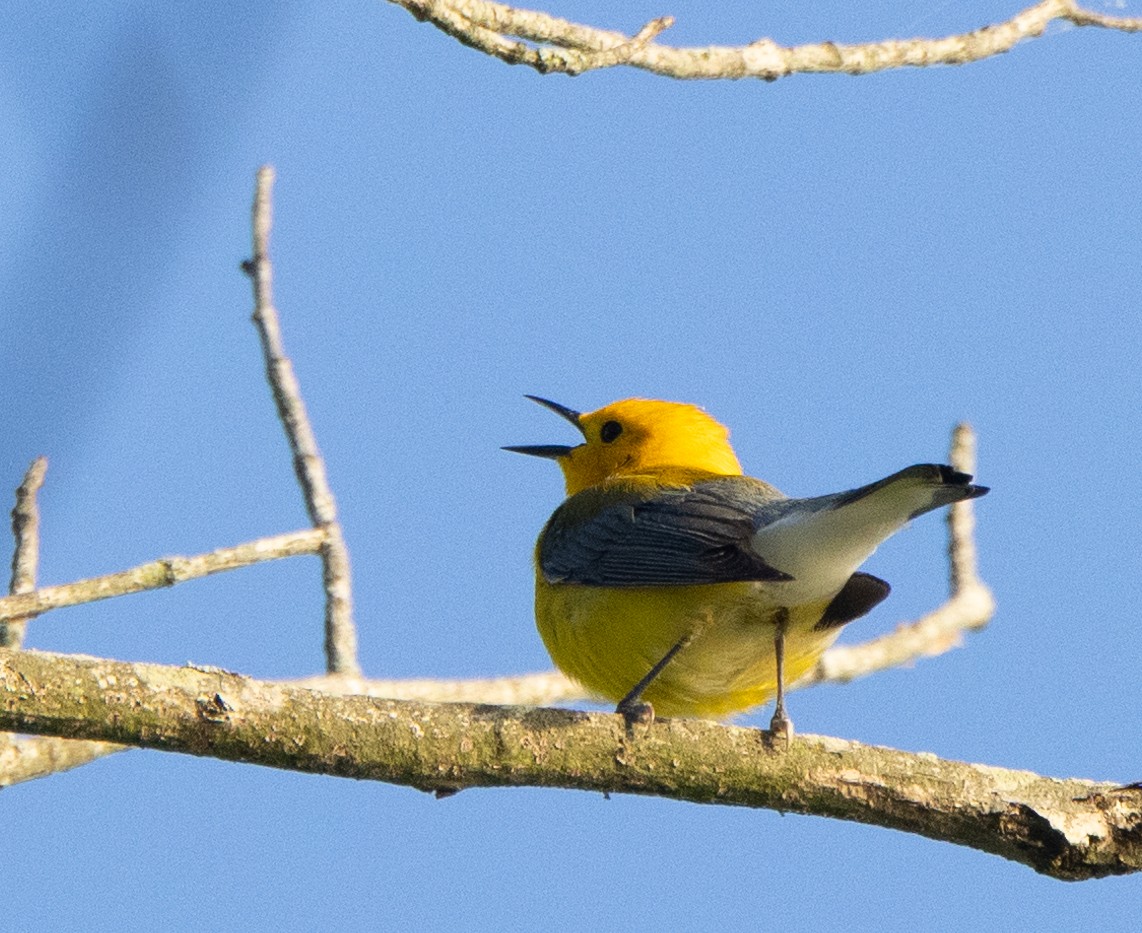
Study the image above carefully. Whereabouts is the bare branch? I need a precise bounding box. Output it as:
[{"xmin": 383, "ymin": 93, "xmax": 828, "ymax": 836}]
[
  {"xmin": 0, "ymin": 529, "xmax": 326, "ymax": 624},
  {"xmin": 2, "ymin": 458, "xmax": 126, "ymax": 778},
  {"xmin": 2, "ymin": 647, "xmax": 1138, "ymax": 880},
  {"xmin": 3, "ymin": 457, "xmax": 48, "ymax": 647},
  {"xmin": 948, "ymin": 422, "xmax": 985, "ymax": 595},
  {"xmin": 244, "ymin": 166, "xmax": 360, "ymax": 677},
  {"xmin": 0, "ymin": 736, "xmax": 123, "ymax": 788},
  {"xmin": 389, "ymin": 0, "xmax": 1142, "ymax": 80}
]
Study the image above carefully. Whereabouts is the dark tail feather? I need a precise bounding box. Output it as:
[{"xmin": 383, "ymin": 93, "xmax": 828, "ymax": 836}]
[
  {"xmin": 815, "ymin": 572, "xmax": 892, "ymax": 631},
  {"xmin": 835, "ymin": 463, "xmax": 988, "ymax": 520}
]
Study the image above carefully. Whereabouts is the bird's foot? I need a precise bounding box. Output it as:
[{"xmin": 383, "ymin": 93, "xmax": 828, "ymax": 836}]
[
  {"xmin": 766, "ymin": 709, "xmax": 794, "ymax": 746},
  {"xmin": 616, "ymin": 698, "xmax": 655, "ymax": 728}
]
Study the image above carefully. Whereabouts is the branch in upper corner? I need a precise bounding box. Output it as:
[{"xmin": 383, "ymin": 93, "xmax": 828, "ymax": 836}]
[
  {"xmin": 1, "ymin": 647, "xmax": 1139, "ymax": 880},
  {"xmin": 244, "ymin": 166, "xmax": 360, "ymax": 677},
  {"xmin": 389, "ymin": 0, "xmax": 1142, "ymax": 80}
]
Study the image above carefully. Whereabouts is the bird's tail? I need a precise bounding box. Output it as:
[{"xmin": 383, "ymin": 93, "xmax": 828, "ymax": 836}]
[
  {"xmin": 834, "ymin": 464, "xmax": 989, "ymax": 520},
  {"xmin": 750, "ymin": 464, "xmax": 988, "ymax": 601}
]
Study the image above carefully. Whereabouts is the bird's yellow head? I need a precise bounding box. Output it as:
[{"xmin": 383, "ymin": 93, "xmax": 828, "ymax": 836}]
[{"xmin": 505, "ymin": 396, "xmax": 743, "ymax": 495}]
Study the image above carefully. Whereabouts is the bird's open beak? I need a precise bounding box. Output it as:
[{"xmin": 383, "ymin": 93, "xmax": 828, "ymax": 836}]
[{"xmin": 502, "ymin": 395, "xmax": 585, "ymax": 459}]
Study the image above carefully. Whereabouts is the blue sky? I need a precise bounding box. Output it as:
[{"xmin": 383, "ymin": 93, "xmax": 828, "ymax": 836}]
[{"xmin": 2, "ymin": 1, "xmax": 1141, "ymax": 928}]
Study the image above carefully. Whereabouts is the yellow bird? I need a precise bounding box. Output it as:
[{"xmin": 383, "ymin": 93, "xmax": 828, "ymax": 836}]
[{"xmin": 506, "ymin": 396, "xmax": 988, "ymax": 733}]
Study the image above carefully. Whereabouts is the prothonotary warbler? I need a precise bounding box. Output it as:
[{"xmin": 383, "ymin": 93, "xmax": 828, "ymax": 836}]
[{"xmin": 506, "ymin": 396, "xmax": 988, "ymax": 734}]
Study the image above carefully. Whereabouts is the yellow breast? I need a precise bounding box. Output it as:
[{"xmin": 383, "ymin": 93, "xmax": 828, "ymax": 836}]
[{"xmin": 535, "ymin": 575, "xmax": 838, "ymax": 718}]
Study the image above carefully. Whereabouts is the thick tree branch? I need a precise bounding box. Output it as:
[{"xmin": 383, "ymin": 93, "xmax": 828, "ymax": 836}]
[
  {"xmin": 1, "ymin": 648, "xmax": 1138, "ymax": 880},
  {"xmin": 390, "ymin": 0, "xmax": 1142, "ymax": 79}
]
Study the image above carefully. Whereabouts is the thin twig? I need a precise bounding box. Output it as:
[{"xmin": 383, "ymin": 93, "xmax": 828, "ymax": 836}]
[
  {"xmin": 390, "ymin": 0, "xmax": 1142, "ymax": 80},
  {"xmin": 948, "ymin": 422, "xmax": 984, "ymax": 596},
  {"xmin": 3, "ymin": 457, "xmax": 48, "ymax": 647},
  {"xmin": 0, "ymin": 528, "xmax": 327, "ymax": 623},
  {"xmin": 1, "ymin": 457, "xmax": 125, "ymax": 777},
  {"xmin": 244, "ymin": 166, "xmax": 360, "ymax": 677}
]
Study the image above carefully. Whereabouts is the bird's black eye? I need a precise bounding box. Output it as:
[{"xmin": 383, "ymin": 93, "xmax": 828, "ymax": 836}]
[{"xmin": 600, "ymin": 420, "xmax": 623, "ymax": 443}]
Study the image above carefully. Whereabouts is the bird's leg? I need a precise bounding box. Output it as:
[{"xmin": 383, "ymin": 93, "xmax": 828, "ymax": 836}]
[
  {"xmin": 768, "ymin": 609, "xmax": 794, "ymax": 742},
  {"xmin": 616, "ymin": 631, "xmax": 695, "ymax": 726}
]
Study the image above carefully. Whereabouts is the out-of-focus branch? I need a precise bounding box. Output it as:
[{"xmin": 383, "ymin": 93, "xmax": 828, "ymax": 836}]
[
  {"xmin": 2, "ymin": 647, "xmax": 1139, "ymax": 881},
  {"xmin": 389, "ymin": 0, "xmax": 1142, "ymax": 80},
  {"xmin": 244, "ymin": 166, "xmax": 360, "ymax": 677}
]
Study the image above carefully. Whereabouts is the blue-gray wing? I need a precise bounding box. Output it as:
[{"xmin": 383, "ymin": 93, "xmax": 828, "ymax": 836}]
[{"xmin": 538, "ymin": 477, "xmax": 792, "ymax": 587}]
